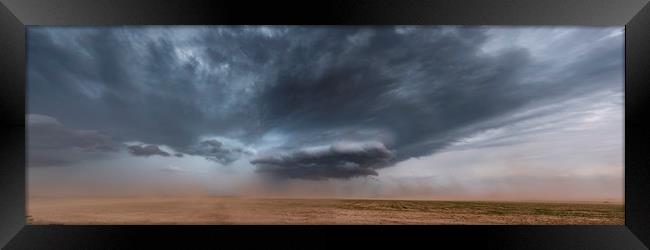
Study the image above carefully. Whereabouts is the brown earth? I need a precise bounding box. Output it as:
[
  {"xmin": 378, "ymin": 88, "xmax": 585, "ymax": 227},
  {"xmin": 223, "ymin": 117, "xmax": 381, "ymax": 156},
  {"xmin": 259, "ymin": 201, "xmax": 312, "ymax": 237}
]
[{"xmin": 27, "ymin": 196, "xmax": 624, "ymax": 225}]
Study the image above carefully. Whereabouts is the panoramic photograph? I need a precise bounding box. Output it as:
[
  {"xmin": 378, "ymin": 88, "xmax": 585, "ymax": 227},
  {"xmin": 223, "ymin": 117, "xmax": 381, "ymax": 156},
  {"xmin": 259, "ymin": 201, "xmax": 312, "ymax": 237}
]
[{"xmin": 26, "ymin": 26, "xmax": 624, "ymax": 225}]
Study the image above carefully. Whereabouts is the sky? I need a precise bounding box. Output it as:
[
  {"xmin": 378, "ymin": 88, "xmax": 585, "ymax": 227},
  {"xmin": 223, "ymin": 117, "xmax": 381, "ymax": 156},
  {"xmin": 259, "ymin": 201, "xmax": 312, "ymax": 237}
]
[{"xmin": 26, "ymin": 26, "xmax": 624, "ymax": 201}]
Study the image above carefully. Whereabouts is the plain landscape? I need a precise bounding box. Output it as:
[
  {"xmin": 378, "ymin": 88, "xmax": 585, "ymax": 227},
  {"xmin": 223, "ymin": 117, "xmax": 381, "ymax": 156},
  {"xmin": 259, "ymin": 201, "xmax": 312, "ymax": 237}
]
[
  {"xmin": 26, "ymin": 27, "xmax": 625, "ymax": 226},
  {"xmin": 28, "ymin": 196, "xmax": 624, "ymax": 225}
]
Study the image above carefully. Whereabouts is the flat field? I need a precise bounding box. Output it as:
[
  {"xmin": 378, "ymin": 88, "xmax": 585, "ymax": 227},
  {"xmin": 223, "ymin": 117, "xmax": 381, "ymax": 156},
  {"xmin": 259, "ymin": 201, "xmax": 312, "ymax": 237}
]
[{"xmin": 27, "ymin": 197, "xmax": 623, "ymax": 225}]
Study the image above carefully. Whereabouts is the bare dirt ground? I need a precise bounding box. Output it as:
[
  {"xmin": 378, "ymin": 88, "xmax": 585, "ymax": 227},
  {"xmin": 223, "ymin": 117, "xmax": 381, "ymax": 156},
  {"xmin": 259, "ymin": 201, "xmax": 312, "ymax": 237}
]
[{"xmin": 27, "ymin": 196, "xmax": 624, "ymax": 225}]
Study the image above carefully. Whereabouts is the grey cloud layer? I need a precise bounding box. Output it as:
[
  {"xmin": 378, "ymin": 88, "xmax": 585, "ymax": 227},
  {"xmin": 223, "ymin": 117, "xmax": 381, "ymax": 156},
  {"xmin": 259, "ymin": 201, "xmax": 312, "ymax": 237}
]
[
  {"xmin": 127, "ymin": 144, "xmax": 173, "ymax": 157},
  {"xmin": 27, "ymin": 26, "xmax": 623, "ymax": 179},
  {"xmin": 252, "ymin": 141, "xmax": 394, "ymax": 180},
  {"xmin": 27, "ymin": 114, "xmax": 119, "ymax": 167},
  {"xmin": 188, "ymin": 139, "xmax": 254, "ymax": 165}
]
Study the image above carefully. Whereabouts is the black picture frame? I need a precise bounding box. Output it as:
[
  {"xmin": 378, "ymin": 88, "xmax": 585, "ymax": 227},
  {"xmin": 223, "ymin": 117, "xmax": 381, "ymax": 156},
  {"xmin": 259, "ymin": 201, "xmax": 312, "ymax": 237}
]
[{"xmin": 1, "ymin": 0, "xmax": 649, "ymax": 249}]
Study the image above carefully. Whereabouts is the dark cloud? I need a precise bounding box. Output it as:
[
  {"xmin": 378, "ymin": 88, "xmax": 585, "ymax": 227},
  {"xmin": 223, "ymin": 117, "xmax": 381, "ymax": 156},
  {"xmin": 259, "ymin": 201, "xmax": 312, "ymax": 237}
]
[
  {"xmin": 27, "ymin": 28, "xmax": 210, "ymax": 150},
  {"xmin": 27, "ymin": 27, "xmax": 623, "ymax": 178},
  {"xmin": 127, "ymin": 144, "xmax": 172, "ymax": 157},
  {"xmin": 246, "ymin": 27, "xmax": 622, "ymax": 179},
  {"xmin": 188, "ymin": 139, "xmax": 253, "ymax": 165},
  {"xmin": 253, "ymin": 29, "xmax": 530, "ymax": 150},
  {"xmin": 252, "ymin": 141, "xmax": 394, "ymax": 180},
  {"xmin": 28, "ymin": 114, "xmax": 118, "ymax": 152},
  {"xmin": 27, "ymin": 114, "xmax": 119, "ymax": 167}
]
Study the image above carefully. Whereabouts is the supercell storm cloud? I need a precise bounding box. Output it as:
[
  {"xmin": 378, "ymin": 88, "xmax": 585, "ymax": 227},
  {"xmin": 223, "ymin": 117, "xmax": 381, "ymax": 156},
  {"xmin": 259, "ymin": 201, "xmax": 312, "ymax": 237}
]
[
  {"xmin": 252, "ymin": 141, "xmax": 395, "ymax": 180},
  {"xmin": 27, "ymin": 26, "xmax": 623, "ymax": 182}
]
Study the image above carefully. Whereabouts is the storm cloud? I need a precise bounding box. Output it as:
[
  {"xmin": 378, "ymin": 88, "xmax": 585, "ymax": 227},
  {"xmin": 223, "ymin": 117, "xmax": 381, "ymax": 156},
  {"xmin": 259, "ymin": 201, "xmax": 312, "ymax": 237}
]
[
  {"xmin": 127, "ymin": 144, "xmax": 172, "ymax": 157},
  {"xmin": 187, "ymin": 138, "xmax": 254, "ymax": 165},
  {"xmin": 27, "ymin": 26, "xmax": 623, "ymax": 180},
  {"xmin": 252, "ymin": 141, "xmax": 394, "ymax": 180},
  {"xmin": 27, "ymin": 114, "xmax": 119, "ymax": 167}
]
